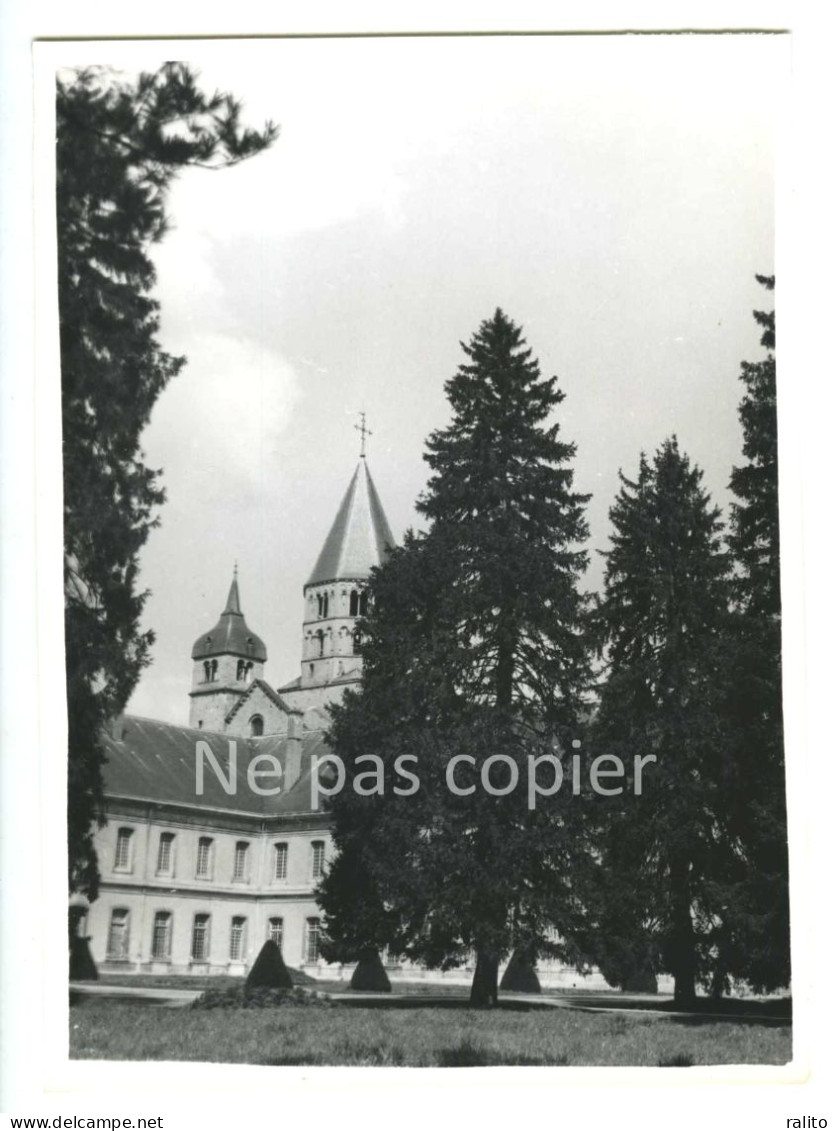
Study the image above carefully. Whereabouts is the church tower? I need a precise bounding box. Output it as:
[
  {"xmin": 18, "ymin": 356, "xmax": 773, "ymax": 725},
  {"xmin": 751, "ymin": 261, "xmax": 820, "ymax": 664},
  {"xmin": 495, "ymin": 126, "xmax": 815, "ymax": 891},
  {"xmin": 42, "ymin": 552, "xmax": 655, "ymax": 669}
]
[
  {"xmin": 277, "ymin": 456, "xmax": 395, "ymax": 714},
  {"xmin": 189, "ymin": 569, "xmax": 268, "ymax": 731}
]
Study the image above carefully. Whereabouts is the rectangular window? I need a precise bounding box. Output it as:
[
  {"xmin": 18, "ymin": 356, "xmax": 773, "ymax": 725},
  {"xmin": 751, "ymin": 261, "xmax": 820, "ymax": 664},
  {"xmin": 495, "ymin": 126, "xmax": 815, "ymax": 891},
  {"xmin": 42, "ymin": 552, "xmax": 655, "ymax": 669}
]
[
  {"xmin": 233, "ymin": 841, "xmax": 249, "ymax": 882},
  {"xmin": 267, "ymin": 917, "xmax": 283, "ymax": 951},
  {"xmin": 274, "ymin": 842, "xmax": 288, "ymax": 881},
  {"xmin": 156, "ymin": 832, "xmax": 175, "ymax": 875},
  {"xmin": 191, "ymin": 913, "xmax": 210, "ymax": 961},
  {"xmin": 311, "ymin": 841, "xmax": 325, "ymax": 880},
  {"xmin": 113, "ymin": 828, "xmax": 133, "ymax": 872},
  {"xmin": 229, "ymin": 916, "xmax": 247, "ymax": 961},
  {"xmin": 304, "ymin": 917, "xmax": 320, "ymax": 964},
  {"xmin": 106, "ymin": 909, "xmax": 130, "ymax": 960},
  {"xmin": 151, "ymin": 911, "xmax": 172, "ymax": 960},
  {"xmin": 195, "ymin": 837, "xmax": 213, "ymax": 878}
]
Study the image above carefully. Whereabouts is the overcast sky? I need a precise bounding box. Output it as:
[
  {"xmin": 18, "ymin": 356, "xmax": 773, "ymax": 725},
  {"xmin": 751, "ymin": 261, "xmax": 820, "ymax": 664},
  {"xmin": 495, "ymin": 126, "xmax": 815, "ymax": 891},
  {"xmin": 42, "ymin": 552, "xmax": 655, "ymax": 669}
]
[{"xmin": 113, "ymin": 33, "xmax": 785, "ymax": 723}]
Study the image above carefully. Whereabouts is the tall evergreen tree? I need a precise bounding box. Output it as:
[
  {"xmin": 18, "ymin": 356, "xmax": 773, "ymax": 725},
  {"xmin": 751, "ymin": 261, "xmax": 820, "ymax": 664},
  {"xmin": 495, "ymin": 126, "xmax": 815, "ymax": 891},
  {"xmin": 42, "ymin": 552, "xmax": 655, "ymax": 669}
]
[
  {"xmin": 59, "ymin": 64, "xmax": 276, "ymax": 897},
  {"xmin": 722, "ymin": 276, "xmax": 789, "ymax": 991},
  {"xmin": 591, "ymin": 439, "xmax": 732, "ymax": 1007},
  {"xmin": 321, "ymin": 309, "xmax": 594, "ymax": 1005}
]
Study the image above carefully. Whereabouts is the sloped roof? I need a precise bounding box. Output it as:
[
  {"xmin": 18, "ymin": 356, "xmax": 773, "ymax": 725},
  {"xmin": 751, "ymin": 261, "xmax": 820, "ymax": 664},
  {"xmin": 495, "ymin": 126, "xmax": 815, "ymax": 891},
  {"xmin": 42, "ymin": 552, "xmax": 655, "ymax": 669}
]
[
  {"xmin": 102, "ymin": 716, "xmax": 328, "ymax": 817},
  {"xmin": 192, "ymin": 573, "xmax": 267, "ymax": 662},
  {"xmin": 307, "ymin": 460, "xmax": 395, "ymax": 587}
]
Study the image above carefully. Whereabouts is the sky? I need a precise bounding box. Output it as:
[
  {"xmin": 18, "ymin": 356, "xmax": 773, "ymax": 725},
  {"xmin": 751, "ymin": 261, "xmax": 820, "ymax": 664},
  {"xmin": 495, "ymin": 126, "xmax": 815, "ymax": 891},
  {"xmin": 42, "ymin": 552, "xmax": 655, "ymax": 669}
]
[{"xmin": 115, "ymin": 33, "xmax": 785, "ymax": 723}]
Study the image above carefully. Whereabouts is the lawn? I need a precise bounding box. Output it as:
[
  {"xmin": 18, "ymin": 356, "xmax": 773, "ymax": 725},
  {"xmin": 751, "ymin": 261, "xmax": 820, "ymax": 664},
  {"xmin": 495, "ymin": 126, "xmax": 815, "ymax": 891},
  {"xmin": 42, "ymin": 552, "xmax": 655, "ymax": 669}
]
[{"xmin": 69, "ymin": 998, "xmax": 791, "ymax": 1067}]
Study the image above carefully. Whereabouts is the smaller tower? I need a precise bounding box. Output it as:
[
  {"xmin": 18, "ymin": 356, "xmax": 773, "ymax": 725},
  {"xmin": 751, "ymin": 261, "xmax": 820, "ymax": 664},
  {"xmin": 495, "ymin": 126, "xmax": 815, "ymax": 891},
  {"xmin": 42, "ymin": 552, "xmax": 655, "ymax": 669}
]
[{"xmin": 189, "ymin": 569, "xmax": 267, "ymax": 731}]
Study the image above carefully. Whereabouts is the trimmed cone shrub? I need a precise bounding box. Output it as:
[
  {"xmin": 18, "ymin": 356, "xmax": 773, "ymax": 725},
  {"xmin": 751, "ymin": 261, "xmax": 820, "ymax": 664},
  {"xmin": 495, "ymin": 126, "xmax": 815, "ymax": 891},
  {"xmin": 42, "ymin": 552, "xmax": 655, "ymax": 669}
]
[
  {"xmin": 246, "ymin": 940, "xmax": 293, "ymax": 991},
  {"xmin": 69, "ymin": 936, "xmax": 99, "ymax": 981},
  {"xmin": 349, "ymin": 948, "xmax": 392, "ymax": 992},
  {"xmin": 499, "ymin": 948, "xmax": 541, "ymax": 993}
]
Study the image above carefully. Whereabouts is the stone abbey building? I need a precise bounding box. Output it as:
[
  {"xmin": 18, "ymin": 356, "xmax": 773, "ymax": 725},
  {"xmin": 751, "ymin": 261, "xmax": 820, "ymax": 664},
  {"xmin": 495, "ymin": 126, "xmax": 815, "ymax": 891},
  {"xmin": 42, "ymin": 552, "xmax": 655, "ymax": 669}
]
[{"xmin": 81, "ymin": 458, "xmax": 396, "ymax": 978}]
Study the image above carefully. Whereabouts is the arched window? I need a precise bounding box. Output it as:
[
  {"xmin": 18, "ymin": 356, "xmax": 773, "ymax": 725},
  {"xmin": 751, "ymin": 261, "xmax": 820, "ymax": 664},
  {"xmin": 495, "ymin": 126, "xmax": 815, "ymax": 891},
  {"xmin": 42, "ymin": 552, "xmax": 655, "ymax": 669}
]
[
  {"xmin": 114, "ymin": 828, "xmax": 133, "ymax": 872},
  {"xmin": 352, "ymin": 629, "xmax": 363, "ymax": 655},
  {"xmin": 317, "ymin": 594, "xmax": 323, "ymax": 617},
  {"xmin": 236, "ymin": 659, "xmax": 246, "ymax": 681},
  {"xmin": 274, "ymin": 842, "xmax": 288, "ymax": 880},
  {"xmin": 210, "ymin": 659, "xmax": 218, "ymax": 681},
  {"xmin": 305, "ymin": 917, "xmax": 321, "ymax": 964},
  {"xmin": 233, "ymin": 841, "xmax": 249, "ymax": 881},
  {"xmin": 196, "ymin": 837, "xmax": 213, "ymax": 879},
  {"xmin": 107, "ymin": 908, "xmax": 130, "ymax": 961},
  {"xmin": 316, "ymin": 630, "xmax": 324, "ymax": 657},
  {"xmin": 203, "ymin": 660, "xmax": 212, "ymax": 682},
  {"xmin": 322, "ymin": 593, "xmax": 329, "ymax": 618},
  {"xmin": 311, "ymin": 840, "xmax": 326, "ymax": 880},
  {"xmin": 156, "ymin": 832, "xmax": 175, "ymax": 876},
  {"xmin": 268, "ymin": 917, "xmax": 284, "ymax": 951},
  {"xmin": 249, "ymin": 714, "xmax": 264, "ymax": 737},
  {"xmin": 244, "ymin": 662, "xmax": 253, "ymax": 682},
  {"xmin": 151, "ymin": 911, "xmax": 172, "ymax": 960},
  {"xmin": 229, "ymin": 917, "xmax": 247, "ymax": 961},
  {"xmin": 191, "ymin": 913, "xmax": 210, "ymax": 961},
  {"xmin": 359, "ymin": 591, "xmax": 369, "ymax": 616},
  {"xmin": 349, "ymin": 590, "xmax": 359, "ymax": 616}
]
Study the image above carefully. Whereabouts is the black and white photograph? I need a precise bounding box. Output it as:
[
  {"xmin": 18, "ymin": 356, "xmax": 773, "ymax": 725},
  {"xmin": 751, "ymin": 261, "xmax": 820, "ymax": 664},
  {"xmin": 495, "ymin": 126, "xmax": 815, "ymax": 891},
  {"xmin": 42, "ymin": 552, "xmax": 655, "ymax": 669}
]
[{"xmin": 10, "ymin": 14, "xmax": 836, "ymax": 1120}]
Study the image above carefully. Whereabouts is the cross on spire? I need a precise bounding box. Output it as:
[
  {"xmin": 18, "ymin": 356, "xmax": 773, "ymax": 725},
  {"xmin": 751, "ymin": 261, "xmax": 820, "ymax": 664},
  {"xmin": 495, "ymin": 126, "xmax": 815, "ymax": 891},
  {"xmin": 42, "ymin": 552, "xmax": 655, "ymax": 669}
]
[{"xmin": 355, "ymin": 411, "xmax": 373, "ymax": 458}]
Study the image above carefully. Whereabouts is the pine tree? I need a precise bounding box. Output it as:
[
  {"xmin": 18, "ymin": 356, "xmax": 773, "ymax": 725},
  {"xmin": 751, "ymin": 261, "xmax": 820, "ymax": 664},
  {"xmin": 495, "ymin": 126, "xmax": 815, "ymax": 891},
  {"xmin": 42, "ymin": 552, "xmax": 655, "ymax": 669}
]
[
  {"xmin": 591, "ymin": 439, "xmax": 732, "ymax": 1007},
  {"xmin": 322, "ymin": 310, "xmax": 594, "ymax": 1005},
  {"xmin": 59, "ymin": 65, "xmax": 276, "ymax": 897},
  {"xmin": 722, "ymin": 276, "xmax": 789, "ymax": 991}
]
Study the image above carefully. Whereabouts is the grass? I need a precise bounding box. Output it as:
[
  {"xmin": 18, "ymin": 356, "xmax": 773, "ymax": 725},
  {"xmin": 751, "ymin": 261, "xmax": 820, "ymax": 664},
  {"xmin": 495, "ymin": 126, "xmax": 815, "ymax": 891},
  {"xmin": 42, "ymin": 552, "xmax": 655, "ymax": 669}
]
[{"xmin": 70, "ymin": 998, "xmax": 791, "ymax": 1067}]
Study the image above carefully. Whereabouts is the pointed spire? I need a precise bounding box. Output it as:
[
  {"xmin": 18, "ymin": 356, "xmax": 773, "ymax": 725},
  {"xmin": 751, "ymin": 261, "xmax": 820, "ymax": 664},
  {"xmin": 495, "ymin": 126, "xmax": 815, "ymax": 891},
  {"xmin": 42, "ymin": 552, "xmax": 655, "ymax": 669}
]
[
  {"xmin": 307, "ymin": 461, "xmax": 394, "ymax": 586},
  {"xmin": 224, "ymin": 564, "xmax": 242, "ymax": 615},
  {"xmin": 192, "ymin": 568, "xmax": 267, "ymax": 661}
]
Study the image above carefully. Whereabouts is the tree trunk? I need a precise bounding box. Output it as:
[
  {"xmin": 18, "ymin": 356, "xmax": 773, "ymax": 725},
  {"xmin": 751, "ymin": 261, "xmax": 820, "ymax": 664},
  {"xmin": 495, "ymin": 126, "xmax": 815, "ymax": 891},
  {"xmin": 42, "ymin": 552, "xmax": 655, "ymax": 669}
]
[
  {"xmin": 470, "ymin": 949, "xmax": 500, "ymax": 1007},
  {"xmin": 670, "ymin": 860, "xmax": 697, "ymax": 1009}
]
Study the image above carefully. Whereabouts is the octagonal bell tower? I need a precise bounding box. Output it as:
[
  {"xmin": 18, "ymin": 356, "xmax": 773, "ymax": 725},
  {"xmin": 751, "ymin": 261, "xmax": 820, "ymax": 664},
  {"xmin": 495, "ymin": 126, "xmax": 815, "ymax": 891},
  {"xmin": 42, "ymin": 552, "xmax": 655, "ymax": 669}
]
[
  {"xmin": 278, "ymin": 455, "xmax": 394, "ymax": 713},
  {"xmin": 189, "ymin": 568, "xmax": 267, "ymax": 731}
]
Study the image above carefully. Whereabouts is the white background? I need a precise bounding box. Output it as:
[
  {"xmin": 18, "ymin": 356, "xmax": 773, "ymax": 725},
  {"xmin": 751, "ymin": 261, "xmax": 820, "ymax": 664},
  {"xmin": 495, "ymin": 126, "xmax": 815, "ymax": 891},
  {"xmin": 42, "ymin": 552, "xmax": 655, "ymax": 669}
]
[{"xmin": 1, "ymin": 2, "xmax": 834, "ymax": 1127}]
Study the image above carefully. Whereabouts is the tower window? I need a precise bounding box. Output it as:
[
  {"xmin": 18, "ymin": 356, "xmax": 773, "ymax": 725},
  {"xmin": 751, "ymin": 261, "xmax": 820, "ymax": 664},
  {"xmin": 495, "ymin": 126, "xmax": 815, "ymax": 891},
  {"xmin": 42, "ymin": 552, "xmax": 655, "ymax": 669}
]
[
  {"xmin": 233, "ymin": 841, "xmax": 249, "ymax": 881},
  {"xmin": 274, "ymin": 842, "xmax": 288, "ymax": 880},
  {"xmin": 316, "ymin": 630, "xmax": 325, "ymax": 657},
  {"xmin": 311, "ymin": 840, "xmax": 326, "ymax": 880},
  {"xmin": 196, "ymin": 837, "xmax": 213, "ymax": 879},
  {"xmin": 322, "ymin": 594, "xmax": 329, "ymax": 617},
  {"xmin": 237, "ymin": 660, "xmax": 254, "ymax": 682},
  {"xmin": 249, "ymin": 714, "xmax": 264, "ymax": 737},
  {"xmin": 106, "ymin": 908, "xmax": 130, "ymax": 961},
  {"xmin": 113, "ymin": 828, "xmax": 134, "ymax": 872},
  {"xmin": 191, "ymin": 913, "xmax": 210, "ymax": 961},
  {"xmin": 156, "ymin": 832, "xmax": 175, "ymax": 875},
  {"xmin": 349, "ymin": 589, "xmax": 359, "ymax": 616},
  {"xmin": 229, "ymin": 917, "xmax": 247, "ymax": 962},
  {"xmin": 151, "ymin": 911, "xmax": 172, "ymax": 960},
  {"xmin": 268, "ymin": 917, "xmax": 284, "ymax": 951},
  {"xmin": 305, "ymin": 917, "xmax": 321, "ymax": 963},
  {"xmin": 359, "ymin": 591, "xmax": 369, "ymax": 616},
  {"xmin": 352, "ymin": 629, "xmax": 363, "ymax": 655},
  {"xmin": 203, "ymin": 660, "xmax": 212, "ymax": 682}
]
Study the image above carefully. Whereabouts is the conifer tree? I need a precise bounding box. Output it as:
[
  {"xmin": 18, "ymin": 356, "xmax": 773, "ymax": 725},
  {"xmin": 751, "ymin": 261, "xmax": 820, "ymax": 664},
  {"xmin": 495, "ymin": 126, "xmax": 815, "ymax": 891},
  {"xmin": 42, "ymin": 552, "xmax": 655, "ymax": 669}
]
[
  {"xmin": 59, "ymin": 65, "xmax": 276, "ymax": 897},
  {"xmin": 591, "ymin": 439, "xmax": 731, "ymax": 1007},
  {"xmin": 721, "ymin": 276, "xmax": 789, "ymax": 991},
  {"xmin": 322, "ymin": 310, "xmax": 594, "ymax": 1005}
]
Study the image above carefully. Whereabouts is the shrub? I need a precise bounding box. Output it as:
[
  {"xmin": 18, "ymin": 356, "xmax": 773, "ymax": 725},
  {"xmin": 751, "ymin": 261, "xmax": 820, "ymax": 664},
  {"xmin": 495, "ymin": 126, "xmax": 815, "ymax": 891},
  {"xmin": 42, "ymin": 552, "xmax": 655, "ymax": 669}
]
[
  {"xmin": 69, "ymin": 936, "xmax": 99, "ymax": 981},
  {"xmin": 245, "ymin": 940, "xmax": 293, "ymax": 991},
  {"xmin": 499, "ymin": 948, "xmax": 541, "ymax": 994},
  {"xmin": 192, "ymin": 985, "xmax": 331, "ymax": 1010},
  {"xmin": 349, "ymin": 948, "xmax": 392, "ymax": 992}
]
